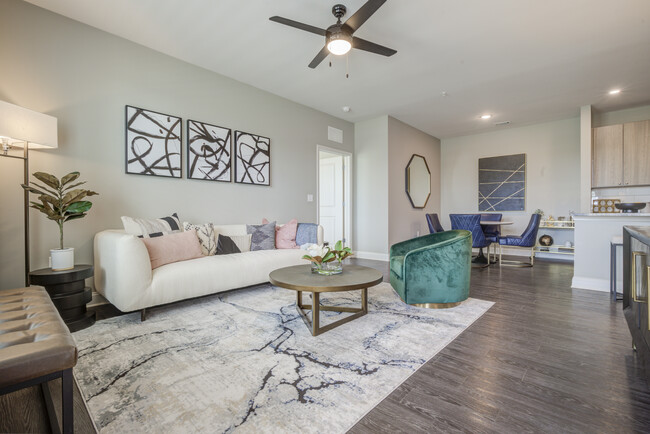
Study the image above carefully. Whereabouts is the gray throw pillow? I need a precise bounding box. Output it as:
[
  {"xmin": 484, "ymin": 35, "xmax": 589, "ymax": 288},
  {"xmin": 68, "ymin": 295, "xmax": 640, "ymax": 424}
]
[{"xmin": 246, "ymin": 221, "xmax": 276, "ymax": 251}]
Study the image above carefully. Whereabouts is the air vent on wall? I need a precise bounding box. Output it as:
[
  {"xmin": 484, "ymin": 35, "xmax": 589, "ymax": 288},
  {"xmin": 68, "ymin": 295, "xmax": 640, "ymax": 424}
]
[
  {"xmin": 495, "ymin": 121, "xmax": 511, "ymax": 126},
  {"xmin": 328, "ymin": 126, "xmax": 343, "ymax": 143}
]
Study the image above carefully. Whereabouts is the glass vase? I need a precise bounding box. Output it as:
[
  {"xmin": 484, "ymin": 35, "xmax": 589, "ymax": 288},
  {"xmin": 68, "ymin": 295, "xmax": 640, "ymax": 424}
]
[{"xmin": 311, "ymin": 261, "xmax": 343, "ymax": 275}]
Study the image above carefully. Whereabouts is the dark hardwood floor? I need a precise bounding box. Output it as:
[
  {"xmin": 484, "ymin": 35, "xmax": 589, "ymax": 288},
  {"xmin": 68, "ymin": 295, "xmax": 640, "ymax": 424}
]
[{"xmin": 1, "ymin": 258, "xmax": 649, "ymax": 433}]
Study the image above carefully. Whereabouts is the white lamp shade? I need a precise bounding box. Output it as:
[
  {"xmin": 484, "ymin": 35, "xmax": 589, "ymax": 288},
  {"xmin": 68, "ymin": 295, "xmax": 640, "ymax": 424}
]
[{"xmin": 0, "ymin": 100, "xmax": 58, "ymax": 149}]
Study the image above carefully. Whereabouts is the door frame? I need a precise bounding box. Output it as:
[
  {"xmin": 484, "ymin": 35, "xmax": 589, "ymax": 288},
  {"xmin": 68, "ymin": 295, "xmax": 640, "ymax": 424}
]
[{"xmin": 316, "ymin": 145, "xmax": 353, "ymax": 249}]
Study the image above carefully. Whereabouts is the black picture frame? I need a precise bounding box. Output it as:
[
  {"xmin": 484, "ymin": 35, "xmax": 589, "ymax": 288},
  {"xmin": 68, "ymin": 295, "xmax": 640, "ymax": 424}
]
[
  {"xmin": 125, "ymin": 105, "xmax": 182, "ymax": 178},
  {"xmin": 234, "ymin": 130, "xmax": 271, "ymax": 186},
  {"xmin": 187, "ymin": 119, "xmax": 232, "ymax": 182}
]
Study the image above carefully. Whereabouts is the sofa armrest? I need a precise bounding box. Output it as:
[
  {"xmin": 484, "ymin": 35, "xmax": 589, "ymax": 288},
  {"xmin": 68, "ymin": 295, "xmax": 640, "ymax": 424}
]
[{"xmin": 94, "ymin": 230, "xmax": 152, "ymax": 312}]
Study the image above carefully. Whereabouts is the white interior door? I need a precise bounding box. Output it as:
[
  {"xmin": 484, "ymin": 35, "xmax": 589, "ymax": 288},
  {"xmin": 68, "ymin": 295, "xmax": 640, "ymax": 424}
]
[{"xmin": 319, "ymin": 152, "xmax": 343, "ymax": 245}]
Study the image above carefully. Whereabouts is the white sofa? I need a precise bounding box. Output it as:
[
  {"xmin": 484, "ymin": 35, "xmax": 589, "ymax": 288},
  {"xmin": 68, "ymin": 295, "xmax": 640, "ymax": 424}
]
[{"xmin": 93, "ymin": 224, "xmax": 323, "ymax": 314}]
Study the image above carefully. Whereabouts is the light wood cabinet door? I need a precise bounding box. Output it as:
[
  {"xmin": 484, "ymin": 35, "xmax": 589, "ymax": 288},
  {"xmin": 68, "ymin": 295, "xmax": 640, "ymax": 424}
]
[
  {"xmin": 624, "ymin": 120, "xmax": 650, "ymax": 186},
  {"xmin": 592, "ymin": 124, "xmax": 623, "ymax": 188}
]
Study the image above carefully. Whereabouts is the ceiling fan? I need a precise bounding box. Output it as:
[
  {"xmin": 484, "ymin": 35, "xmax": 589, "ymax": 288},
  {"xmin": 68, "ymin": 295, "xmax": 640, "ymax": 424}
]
[{"xmin": 269, "ymin": 0, "xmax": 397, "ymax": 69}]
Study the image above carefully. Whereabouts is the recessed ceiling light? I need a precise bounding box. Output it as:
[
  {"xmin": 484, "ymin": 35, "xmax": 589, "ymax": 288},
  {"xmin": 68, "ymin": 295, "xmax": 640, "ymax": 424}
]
[
  {"xmin": 480, "ymin": 114, "xmax": 492, "ymax": 120},
  {"xmin": 342, "ymin": 106, "xmax": 351, "ymax": 113},
  {"xmin": 609, "ymin": 89, "xmax": 621, "ymax": 95}
]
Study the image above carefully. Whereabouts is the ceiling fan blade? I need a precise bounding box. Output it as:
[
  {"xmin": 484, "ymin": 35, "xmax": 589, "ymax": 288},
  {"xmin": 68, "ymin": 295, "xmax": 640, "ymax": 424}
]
[
  {"xmin": 343, "ymin": 0, "xmax": 387, "ymax": 33},
  {"xmin": 269, "ymin": 16, "xmax": 327, "ymax": 36},
  {"xmin": 352, "ymin": 36, "xmax": 396, "ymax": 56},
  {"xmin": 308, "ymin": 46, "xmax": 330, "ymax": 69}
]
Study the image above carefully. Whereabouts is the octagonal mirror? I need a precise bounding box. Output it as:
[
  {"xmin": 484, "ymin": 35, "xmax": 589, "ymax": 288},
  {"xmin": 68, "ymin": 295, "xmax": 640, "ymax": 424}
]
[{"xmin": 406, "ymin": 154, "xmax": 431, "ymax": 208}]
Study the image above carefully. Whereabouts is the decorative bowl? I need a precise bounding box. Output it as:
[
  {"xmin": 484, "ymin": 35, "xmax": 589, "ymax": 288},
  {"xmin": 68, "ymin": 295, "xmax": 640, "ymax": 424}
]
[
  {"xmin": 539, "ymin": 235, "xmax": 553, "ymax": 246},
  {"xmin": 614, "ymin": 203, "xmax": 647, "ymax": 213}
]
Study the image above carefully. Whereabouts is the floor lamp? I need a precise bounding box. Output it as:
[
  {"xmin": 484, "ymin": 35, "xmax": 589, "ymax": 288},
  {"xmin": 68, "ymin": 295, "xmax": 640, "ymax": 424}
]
[{"xmin": 0, "ymin": 100, "xmax": 58, "ymax": 286}]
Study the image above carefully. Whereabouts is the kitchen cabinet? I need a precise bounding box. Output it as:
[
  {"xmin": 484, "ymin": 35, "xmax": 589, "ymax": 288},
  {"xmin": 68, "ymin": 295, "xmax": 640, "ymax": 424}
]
[
  {"xmin": 624, "ymin": 120, "xmax": 650, "ymax": 186},
  {"xmin": 592, "ymin": 120, "xmax": 650, "ymax": 188},
  {"xmin": 623, "ymin": 226, "xmax": 650, "ymax": 381},
  {"xmin": 592, "ymin": 124, "xmax": 623, "ymax": 188}
]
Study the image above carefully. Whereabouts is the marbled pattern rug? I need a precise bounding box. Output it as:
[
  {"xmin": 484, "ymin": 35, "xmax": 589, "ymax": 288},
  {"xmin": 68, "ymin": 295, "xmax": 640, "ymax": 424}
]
[{"xmin": 73, "ymin": 283, "xmax": 493, "ymax": 433}]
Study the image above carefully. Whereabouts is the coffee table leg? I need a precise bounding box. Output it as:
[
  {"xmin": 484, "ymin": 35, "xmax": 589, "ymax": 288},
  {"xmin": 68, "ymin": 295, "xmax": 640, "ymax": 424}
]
[
  {"xmin": 362, "ymin": 287, "xmax": 368, "ymax": 314},
  {"xmin": 312, "ymin": 292, "xmax": 320, "ymax": 336},
  {"xmin": 296, "ymin": 290, "xmax": 302, "ymax": 308}
]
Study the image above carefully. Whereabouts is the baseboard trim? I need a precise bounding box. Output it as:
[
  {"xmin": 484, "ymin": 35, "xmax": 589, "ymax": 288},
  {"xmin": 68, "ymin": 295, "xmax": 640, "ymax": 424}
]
[
  {"xmin": 571, "ymin": 276, "xmax": 609, "ymax": 292},
  {"xmin": 355, "ymin": 251, "xmax": 389, "ymax": 262}
]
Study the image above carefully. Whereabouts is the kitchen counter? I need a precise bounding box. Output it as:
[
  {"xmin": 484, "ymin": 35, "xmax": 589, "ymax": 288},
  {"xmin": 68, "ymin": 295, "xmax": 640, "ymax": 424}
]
[{"xmin": 572, "ymin": 214, "xmax": 650, "ymax": 292}]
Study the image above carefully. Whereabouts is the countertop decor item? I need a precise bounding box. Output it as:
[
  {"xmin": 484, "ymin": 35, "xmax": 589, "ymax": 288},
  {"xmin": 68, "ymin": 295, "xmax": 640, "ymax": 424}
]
[
  {"xmin": 592, "ymin": 198, "xmax": 621, "ymax": 213},
  {"xmin": 615, "ymin": 202, "xmax": 647, "ymax": 213},
  {"xmin": 0, "ymin": 100, "xmax": 58, "ymax": 284},
  {"xmin": 539, "ymin": 235, "xmax": 553, "ymax": 246},
  {"xmin": 22, "ymin": 171, "xmax": 98, "ymax": 271}
]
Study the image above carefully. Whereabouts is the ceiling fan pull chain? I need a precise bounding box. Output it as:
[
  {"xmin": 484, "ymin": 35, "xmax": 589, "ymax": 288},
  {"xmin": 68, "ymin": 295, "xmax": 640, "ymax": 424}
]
[{"xmin": 346, "ymin": 53, "xmax": 349, "ymax": 78}]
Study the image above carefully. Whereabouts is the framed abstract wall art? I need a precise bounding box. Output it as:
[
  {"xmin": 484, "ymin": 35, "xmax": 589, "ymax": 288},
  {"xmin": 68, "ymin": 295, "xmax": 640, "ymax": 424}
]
[
  {"xmin": 125, "ymin": 106, "xmax": 182, "ymax": 178},
  {"xmin": 478, "ymin": 153, "xmax": 526, "ymax": 211},
  {"xmin": 234, "ymin": 130, "xmax": 270, "ymax": 186},
  {"xmin": 187, "ymin": 119, "xmax": 232, "ymax": 182}
]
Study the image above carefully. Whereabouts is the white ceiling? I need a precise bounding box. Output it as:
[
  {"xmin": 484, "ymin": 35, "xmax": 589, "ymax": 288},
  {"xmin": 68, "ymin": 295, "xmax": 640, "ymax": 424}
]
[{"xmin": 24, "ymin": 0, "xmax": 650, "ymax": 138}]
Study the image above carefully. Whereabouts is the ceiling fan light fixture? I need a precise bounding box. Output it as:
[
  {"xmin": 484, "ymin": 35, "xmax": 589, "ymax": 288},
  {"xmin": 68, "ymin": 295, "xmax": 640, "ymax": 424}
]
[{"xmin": 327, "ymin": 32, "xmax": 352, "ymax": 55}]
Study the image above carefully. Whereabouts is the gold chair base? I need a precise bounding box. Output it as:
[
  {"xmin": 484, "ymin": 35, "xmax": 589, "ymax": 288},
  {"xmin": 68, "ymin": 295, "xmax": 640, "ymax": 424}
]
[{"xmin": 411, "ymin": 301, "xmax": 462, "ymax": 309}]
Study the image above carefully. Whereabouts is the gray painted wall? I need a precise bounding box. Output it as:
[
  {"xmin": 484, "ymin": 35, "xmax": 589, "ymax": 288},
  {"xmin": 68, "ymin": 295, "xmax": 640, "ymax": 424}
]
[
  {"xmin": 441, "ymin": 117, "xmax": 581, "ymax": 239},
  {"xmin": 0, "ymin": 0, "xmax": 353, "ymax": 290},
  {"xmin": 388, "ymin": 116, "xmax": 441, "ymax": 246},
  {"xmin": 353, "ymin": 116, "xmax": 389, "ymax": 257}
]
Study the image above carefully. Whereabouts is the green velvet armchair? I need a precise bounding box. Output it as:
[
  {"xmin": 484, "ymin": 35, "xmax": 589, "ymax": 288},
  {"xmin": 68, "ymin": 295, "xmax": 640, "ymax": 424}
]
[{"xmin": 389, "ymin": 230, "xmax": 472, "ymax": 308}]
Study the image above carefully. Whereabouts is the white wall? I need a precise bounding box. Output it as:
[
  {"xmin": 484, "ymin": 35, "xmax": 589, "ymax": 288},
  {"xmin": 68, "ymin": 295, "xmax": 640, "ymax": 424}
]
[
  {"xmin": 441, "ymin": 117, "xmax": 581, "ymax": 239},
  {"xmin": 353, "ymin": 116, "xmax": 389, "ymax": 258},
  {"xmin": 0, "ymin": 0, "xmax": 354, "ymax": 290},
  {"xmin": 592, "ymin": 104, "xmax": 650, "ymax": 127},
  {"xmin": 387, "ymin": 116, "xmax": 441, "ymax": 246}
]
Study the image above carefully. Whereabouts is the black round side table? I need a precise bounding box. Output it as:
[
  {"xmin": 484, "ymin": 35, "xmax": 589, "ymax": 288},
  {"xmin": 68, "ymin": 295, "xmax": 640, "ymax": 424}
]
[{"xmin": 29, "ymin": 264, "xmax": 96, "ymax": 332}]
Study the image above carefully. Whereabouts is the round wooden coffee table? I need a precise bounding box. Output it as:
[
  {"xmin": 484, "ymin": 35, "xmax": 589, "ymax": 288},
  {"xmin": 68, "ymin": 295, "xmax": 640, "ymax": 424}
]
[{"xmin": 269, "ymin": 264, "xmax": 383, "ymax": 336}]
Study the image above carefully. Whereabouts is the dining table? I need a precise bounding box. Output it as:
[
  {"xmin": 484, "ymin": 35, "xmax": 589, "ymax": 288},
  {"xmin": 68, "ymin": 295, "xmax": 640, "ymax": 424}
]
[{"xmin": 475, "ymin": 220, "xmax": 513, "ymax": 264}]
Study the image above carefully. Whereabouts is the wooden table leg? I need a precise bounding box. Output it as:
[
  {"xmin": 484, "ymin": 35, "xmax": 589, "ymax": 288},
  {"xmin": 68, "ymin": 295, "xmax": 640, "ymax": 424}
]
[
  {"xmin": 362, "ymin": 287, "xmax": 368, "ymax": 314},
  {"xmin": 296, "ymin": 290, "xmax": 302, "ymax": 308},
  {"xmin": 312, "ymin": 292, "xmax": 320, "ymax": 336}
]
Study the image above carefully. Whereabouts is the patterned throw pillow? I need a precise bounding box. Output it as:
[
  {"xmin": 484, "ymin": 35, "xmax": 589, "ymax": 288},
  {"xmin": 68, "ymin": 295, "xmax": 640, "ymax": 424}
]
[
  {"xmin": 182, "ymin": 222, "xmax": 216, "ymax": 256},
  {"xmin": 121, "ymin": 213, "xmax": 181, "ymax": 238},
  {"xmin": 246, "ymin": 221, "xmax": 276, "ymax": 251},
  {"xmin": 296, "ymin": 223, "xmax": 319, "ymax": 245}
]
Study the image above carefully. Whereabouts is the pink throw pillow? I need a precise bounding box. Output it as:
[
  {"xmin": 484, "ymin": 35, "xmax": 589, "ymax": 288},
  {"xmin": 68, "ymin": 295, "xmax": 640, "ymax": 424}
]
[
  {"xmin": 262, "ymin": 218, "xmax": 298, "ymax": 249},
  {"xmin": 141, "ymin": 230, "xmax": 203, "ymax": 269}
]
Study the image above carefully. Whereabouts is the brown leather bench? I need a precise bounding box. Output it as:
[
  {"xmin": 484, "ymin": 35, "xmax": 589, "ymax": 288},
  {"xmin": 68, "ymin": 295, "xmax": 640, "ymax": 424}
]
[{"xmin": 0, "ymin": 286, "xmax": 78, "ymax": 434}]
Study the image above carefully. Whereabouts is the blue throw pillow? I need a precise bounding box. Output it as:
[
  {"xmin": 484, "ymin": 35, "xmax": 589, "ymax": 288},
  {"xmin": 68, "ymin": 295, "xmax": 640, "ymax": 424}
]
[{"xmin": 296, "ymin": 223, "xmax": 318, "ymax": 246}]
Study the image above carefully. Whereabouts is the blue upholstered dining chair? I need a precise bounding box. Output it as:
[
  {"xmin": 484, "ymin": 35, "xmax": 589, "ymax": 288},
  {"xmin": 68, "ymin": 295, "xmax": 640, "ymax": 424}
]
[
  {"xmin": 426, "ymin": 213, "xmax": 444, "ymax": 234},
  {"xmin": 449, "ymin": 214, "xmax": 491, "ymax": 266},
  {"xmin": 481, "ymin": 213, "xmax": 502, "ymax": 262},
  {"xmin": 498, "ymin": 213, "xmax": 542, "ymax": 267}
]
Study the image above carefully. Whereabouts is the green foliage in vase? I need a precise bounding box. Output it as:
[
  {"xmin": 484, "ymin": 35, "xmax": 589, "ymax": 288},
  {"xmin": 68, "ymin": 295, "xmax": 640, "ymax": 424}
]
[
  {"xmin": 22, "ymin": 171, "xmax": 98, "ymax": 250},
  {"xmin": 302, "ymin": 240, "xmax": 353, "ymax": 265}
]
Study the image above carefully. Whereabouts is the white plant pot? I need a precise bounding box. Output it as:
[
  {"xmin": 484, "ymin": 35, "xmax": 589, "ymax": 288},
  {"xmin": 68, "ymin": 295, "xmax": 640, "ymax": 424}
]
[{"xmin": 51, "ymin": 248, "xmax": 74, "ymax": 271}]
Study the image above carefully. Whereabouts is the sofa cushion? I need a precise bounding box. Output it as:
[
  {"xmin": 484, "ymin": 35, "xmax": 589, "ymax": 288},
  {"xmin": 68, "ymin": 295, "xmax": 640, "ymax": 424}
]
[
  {"xmin": 262, "ymin": 218, "xmax": 298, "ymax": 249},
  {"xmin": 183, "ymin": 222, "xmax": 216, "ymax": 256},
  {"xmin": 247, "ymin": 221, "xmax": 276, "ymax": 251},
  {"xmin": 390, "ymin": 255, "xmax": 405, "ymax": 278},
  {"xmin": 229, "ymin": 234, "xmax": 251, "ymax": 252},
  {"xmin": 122, "ymin": 213, "xmax": 181, "ymax": 238},
  {"xmin": 216, "ymin": 234, "xmax": 241, "ymax": 255},
  {"xmin": 141, "ymin": 230, "xmax": 203, "ymax": 269}
]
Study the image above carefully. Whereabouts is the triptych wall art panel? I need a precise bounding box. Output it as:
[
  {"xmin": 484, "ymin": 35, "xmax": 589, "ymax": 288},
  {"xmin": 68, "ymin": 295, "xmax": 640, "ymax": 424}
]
[
  {"xmin": 234, "ymin": 130, "xmax": 271, "ymax": 186},
  {"xmin": 125, "ymin": 106, "xmax": 182, "ymax": 178},
  {"xmin": 478, "ymin": 153, "xmax": 526, "ymax": 211},
  {"xmin": 124, "ymin": 106, "xmax": 271, "ymax": 186},
  {"xmin": 187, "ymin": 120, "xmax": 231, "ymax": 182}
]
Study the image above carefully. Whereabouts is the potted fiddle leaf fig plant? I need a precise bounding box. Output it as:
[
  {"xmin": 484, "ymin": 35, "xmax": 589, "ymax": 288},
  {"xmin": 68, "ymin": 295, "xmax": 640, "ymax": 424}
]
[{"xmin": 22, "ymin": 171, "xmax": 98, "ymax": 271}]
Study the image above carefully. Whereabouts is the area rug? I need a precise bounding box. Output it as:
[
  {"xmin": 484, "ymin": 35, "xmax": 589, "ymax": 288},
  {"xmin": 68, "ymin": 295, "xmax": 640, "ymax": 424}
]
[{"xmin": 73, "ymin": 282, "xmax": 493, "ymax": 433}]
